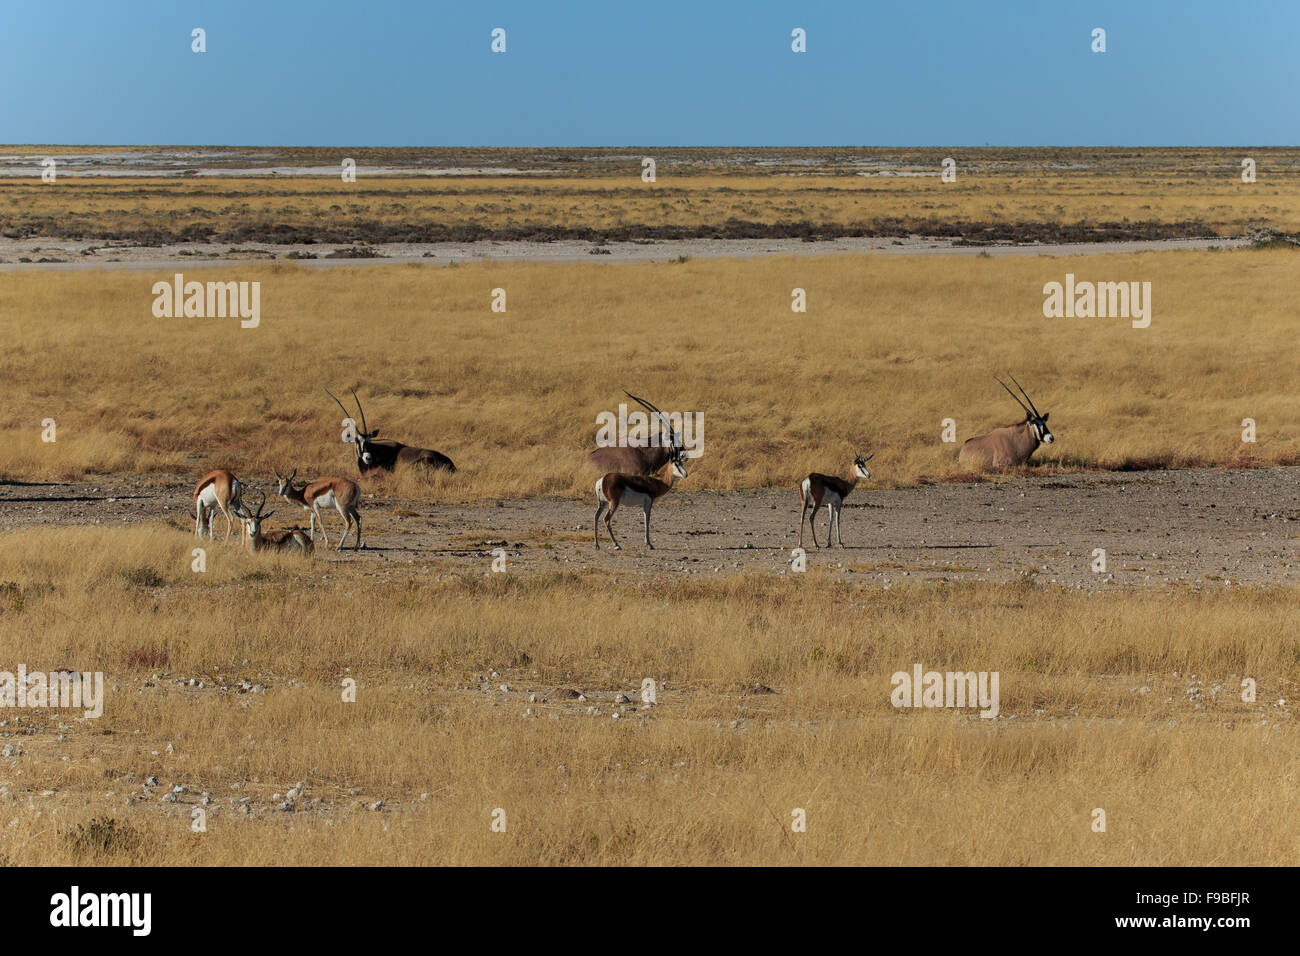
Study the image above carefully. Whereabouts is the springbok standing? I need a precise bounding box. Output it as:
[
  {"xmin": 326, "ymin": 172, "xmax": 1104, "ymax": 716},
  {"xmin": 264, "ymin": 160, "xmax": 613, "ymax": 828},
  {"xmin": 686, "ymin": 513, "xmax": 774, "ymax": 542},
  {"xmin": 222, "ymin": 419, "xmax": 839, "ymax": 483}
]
[
  {"xmin": 586, "ymin": 391, "xmax": 686, "ymax": 476},
  {"xmin": 798, "ymin": 454, "xmax": 873, "ymax": 549},
  {"xmin": 194, "ymin": 469, "xmax": 247, "ymax": 542},
  {"xmin": 958, "ymin": 376, "xmax": 1054, "ymax": 469},
  {"xmin": 241, "ymin": 492, "xmax": 314, "ymax": 556},
  {"xmin": 594, "ymin": 450, "xmax": 688, "ymax": 550},
  {"xmin": 326, "ymin": 388, "xmax": 455, "ymax": 474},
  {"xmin": 274, "ymin": 469, "xmax": 363, "ymax": 551}
]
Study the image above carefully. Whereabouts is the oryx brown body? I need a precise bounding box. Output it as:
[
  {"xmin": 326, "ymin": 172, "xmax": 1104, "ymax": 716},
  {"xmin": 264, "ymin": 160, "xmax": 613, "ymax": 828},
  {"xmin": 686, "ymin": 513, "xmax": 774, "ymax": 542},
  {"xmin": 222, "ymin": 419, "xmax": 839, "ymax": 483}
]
[
  {"xmin": 275, "ymin": 469, "xmax": 363, "ymax": 551},
  {"xmin": 958, "ymin": 376, "xmax": 1055, "ymax": 469},
  {"xmin": 585, "ymin": 443, "xmax": 679, "ymax": 477},
  {"xmin": 958, "ymin": 420, "xmax": 1045, "ymax": 468}
]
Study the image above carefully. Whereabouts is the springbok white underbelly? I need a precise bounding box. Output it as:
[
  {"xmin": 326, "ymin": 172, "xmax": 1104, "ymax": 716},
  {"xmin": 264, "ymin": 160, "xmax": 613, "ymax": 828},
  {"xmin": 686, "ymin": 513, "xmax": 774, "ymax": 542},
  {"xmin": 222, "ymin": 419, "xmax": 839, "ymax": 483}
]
[{"xmin": 621, "ymin": 489, "xmax": 653, "ymax": 510}]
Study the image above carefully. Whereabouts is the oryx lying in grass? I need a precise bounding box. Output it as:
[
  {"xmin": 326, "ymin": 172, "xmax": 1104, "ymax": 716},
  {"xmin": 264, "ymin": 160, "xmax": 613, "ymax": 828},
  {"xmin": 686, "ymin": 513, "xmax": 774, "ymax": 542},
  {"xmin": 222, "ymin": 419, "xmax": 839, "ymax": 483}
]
[{"xmin": 958, "ymin": 376, "xmax": 1054, "ymax": 469}]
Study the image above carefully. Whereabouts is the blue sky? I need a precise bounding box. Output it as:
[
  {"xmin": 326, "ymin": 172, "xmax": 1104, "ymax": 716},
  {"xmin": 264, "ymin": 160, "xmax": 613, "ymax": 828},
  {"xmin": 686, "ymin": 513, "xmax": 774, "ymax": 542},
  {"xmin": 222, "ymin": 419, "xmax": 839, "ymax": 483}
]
[{"xmin": 1, "ymin": 1, "xmax": 1296, "ymax": 146}]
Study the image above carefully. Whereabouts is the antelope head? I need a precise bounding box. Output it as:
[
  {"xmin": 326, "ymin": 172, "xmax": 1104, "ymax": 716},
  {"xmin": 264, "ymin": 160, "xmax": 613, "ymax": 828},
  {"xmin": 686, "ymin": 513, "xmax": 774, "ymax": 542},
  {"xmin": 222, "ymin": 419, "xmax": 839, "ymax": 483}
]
[
  {"xmin": 241, "ymin": 491, "xmax": 275, "ymax": 540},
  {"xmin": 854, "ymin": 453, "xmax": 874, "ymax": 480},
  {"xmin": 995, "ymin": 376, "xmax": 1054, "ymax": 445},
  {"xmin": 273, "ymin": 468, "xmax": 297, "ymax": 497},
  {"xmin": 670, "ymin": 448, "xmax": 689, "ymax": 480},
  {"xmin": 326, "ymin": 388, "xmax": 381, "ymax": 465}
]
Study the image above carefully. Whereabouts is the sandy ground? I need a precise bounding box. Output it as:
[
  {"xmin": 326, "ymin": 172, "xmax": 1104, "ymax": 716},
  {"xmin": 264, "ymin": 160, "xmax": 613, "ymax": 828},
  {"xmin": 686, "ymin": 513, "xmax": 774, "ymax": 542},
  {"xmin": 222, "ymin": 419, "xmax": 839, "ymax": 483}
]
[
  {"xmin": 0, "ymin": 235, "xmax": 1251, "ymax": 270},
  {"xmin": 2, "ymin": 466, "xmax": 1296, "ymax": 589}
]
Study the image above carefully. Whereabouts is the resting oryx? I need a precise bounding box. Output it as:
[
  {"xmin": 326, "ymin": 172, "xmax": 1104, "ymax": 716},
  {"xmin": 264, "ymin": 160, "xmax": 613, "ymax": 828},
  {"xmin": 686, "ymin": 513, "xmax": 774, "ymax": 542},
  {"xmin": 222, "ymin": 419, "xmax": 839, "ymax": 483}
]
[
  {"xmin": 958, "ymin": 376, "xmax": 1054, "ymax": 469},
  {"xmin": 325, "ymin": 388, "xmax": 455, "ymax": 474}
]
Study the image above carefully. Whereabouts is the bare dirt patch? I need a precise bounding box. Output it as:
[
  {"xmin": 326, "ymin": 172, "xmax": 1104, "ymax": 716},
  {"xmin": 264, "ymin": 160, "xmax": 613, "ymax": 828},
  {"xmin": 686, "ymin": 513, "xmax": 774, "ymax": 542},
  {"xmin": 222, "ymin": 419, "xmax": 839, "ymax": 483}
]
[{"xmin": 3, "ymin": 466, "xmax": 1295, "ymax": 590}]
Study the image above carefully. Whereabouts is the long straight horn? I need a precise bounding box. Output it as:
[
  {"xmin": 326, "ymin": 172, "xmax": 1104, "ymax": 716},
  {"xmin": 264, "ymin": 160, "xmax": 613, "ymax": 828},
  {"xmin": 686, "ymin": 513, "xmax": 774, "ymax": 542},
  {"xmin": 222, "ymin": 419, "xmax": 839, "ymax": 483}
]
[
  {"xmin": 349, "ymin": 388, "xmax": 369, "ymax": 436},
  {"xmin": 994, "ymin": 377, "xmax": 1032, "ymax": 416},
  {"xmin": 1007, "ymin": 374, "xmax": 1042, "ymax": 418},
  {"xmin": 624, "ymin": 389, "xmax": 681, "ymax": 448},
  {"xmin": 325, "ymin": 388, "xmax": 352, "ymax": 424}
]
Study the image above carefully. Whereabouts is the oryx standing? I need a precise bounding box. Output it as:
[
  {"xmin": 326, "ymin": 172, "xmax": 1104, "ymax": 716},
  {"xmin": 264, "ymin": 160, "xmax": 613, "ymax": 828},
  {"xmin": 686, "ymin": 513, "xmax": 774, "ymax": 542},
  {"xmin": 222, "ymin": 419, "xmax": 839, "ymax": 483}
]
[
  {"xmin": 958, "ymin": 376, "xmax": 1054, "ymax": 469},
  {"xmin": 274, "ymin": 469, "xmax": 363, "ymax": 551},
  {"xmin": 594, "ymin": 450, "xmax": 689, "ymax": 550},
  {"xmin": 798, "ymin": 454, "xmax": 873, "ymax": 549}
]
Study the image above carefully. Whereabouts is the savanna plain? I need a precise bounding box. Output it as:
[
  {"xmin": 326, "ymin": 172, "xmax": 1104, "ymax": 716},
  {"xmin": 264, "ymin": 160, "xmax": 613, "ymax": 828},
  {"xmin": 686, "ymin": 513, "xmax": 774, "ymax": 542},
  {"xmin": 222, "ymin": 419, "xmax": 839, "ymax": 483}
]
[{"xmin": 1, "ymin": 149, "xmax": 1298, "ymax": 865}]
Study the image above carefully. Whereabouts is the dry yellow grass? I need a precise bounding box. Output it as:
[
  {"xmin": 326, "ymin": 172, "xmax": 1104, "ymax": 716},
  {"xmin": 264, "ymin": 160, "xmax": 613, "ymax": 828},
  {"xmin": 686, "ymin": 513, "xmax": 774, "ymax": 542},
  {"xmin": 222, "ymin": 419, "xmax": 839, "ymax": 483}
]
[
  {"xmin": 2, "ymin": 249, "xmax": 1298, "ymax": 500},
  {"xmin": 5, "ymin": 163, "xmax": 1300, "ymax": 242},
  {"xmin": 0, "ymin": 525, "xmax": 1295, "ymax": 865}
]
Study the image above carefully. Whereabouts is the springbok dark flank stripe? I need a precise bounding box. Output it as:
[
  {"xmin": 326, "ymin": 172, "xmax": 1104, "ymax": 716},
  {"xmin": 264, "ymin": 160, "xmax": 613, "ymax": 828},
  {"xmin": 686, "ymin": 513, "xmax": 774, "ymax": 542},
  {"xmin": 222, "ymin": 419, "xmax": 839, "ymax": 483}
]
[
  {"xmin": 799, "ymin": 453, "xmax": 873, "ymax": 549},
  {"xmin": 594, "ymin": 449, "xmax": 689, "ymax": 550},
  {"xmin": 275, "ymin": 468, "xmax": 363, "ymax": 551}
]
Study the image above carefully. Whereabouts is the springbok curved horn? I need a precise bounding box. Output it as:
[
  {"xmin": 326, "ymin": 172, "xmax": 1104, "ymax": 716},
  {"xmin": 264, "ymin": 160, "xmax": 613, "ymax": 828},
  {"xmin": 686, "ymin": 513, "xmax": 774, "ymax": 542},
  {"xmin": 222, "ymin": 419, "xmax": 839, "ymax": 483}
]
[
  {"xmin": 994, "ymin": 377, "xmax": 1032, "ymax": 416},
  {"xmin": 862, "ymin": 453, "xmax": 874, "ymax": 462},
  {"xmin": 624, "ymin": 389, "xmax": 681, "ymax": 447},
  {"xmin": 1007, "ymin": 375, "xmax": 1043, "ymax": 419},
  {"xmin": 349, "ymin": 389, "xmax": 369, "ymax": 437}
]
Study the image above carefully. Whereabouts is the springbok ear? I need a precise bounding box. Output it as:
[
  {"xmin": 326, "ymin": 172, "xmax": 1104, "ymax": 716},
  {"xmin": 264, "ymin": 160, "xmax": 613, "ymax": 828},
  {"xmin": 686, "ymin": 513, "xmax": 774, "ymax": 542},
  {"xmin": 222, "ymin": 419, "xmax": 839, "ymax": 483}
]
[
  {"xmin": 368, "ymin": 429, "xmax": 380, "ymax": 438},
  {"xmin": 1042, "ymin": 413, "xmax": 1049, "ymax": 421},
  {"xmin": 273, "ymin": 469, "xmax": 281, "ymax": 481}
]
